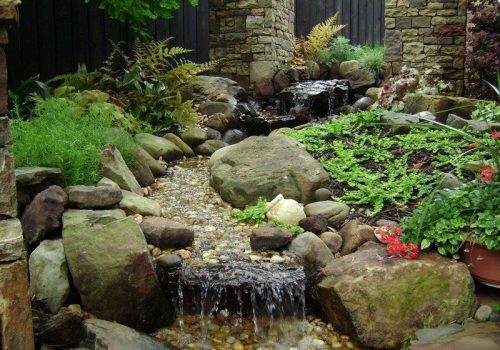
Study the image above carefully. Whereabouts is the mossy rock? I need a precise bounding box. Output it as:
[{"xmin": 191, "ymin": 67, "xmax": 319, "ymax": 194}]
[{"xmin": 317, "ymin": 242, "xmax": 477, "ymax": 349}]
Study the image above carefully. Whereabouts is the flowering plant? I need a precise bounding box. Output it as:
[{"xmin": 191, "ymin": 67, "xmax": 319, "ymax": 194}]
[
  {"xmin": 373, "ymin": 65, "xmax": 450, "ymax": 111},
  {"xmin": 374, "ymin": 225, "xmax": 419, "ymax": 260}
]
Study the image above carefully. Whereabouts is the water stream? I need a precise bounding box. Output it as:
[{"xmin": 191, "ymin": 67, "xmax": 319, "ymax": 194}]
[{"xmin": 150, "ymin": 158, "xmax": 358, "ymax": 349}]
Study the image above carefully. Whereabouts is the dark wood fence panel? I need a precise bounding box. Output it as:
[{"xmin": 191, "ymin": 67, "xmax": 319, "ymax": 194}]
[
  {"xmin": 295, "ymin": 0, "xmax": 385, "ymax": 46},
  {"xmin": 6, "ymin": 0, "xmax": 210, "ymax": 88}
]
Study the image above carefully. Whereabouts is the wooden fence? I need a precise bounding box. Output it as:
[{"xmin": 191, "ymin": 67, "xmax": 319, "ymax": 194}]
[
  {"xmin": 6, "ymin": 0, "xmax": 385, "ymax": 88},
  {"xmin": 295, "ymin": 0, "xmax": 385, "ymax": 46}
]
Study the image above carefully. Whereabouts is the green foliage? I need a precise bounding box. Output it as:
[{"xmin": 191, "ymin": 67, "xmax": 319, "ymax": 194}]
[
  {"xmin": 11, "ymin": 98, "xmax": 138, "ymax": 186},
  {"xmin": 285, "ymin": 110, "xmax": 488, "ymax": 217},
  {"xmin": 317, "ymin": 36, "xmax": 359, "ymax": 65},
  {"xmin": 85, "ymin": 0, "xmax": 198, "ymax": 40},
  {"xmin": 471, "ymin": 102, "xmax": 500, "ymax": 122},
  {"xmin": 401, "ymin": 180, "xmax": 500, "ymax": 255},
  {"xmin": 232, "ymin": 197, "xmax": 268, "ymax": 224},
  {"xmin": 50, "ymin": 39, "xmax": 216, "ymax": 130},
  {"xmin": 358, "ymin": 45, "xmax": 385, "ymax": 75},
  {"xmin": 269, "ymin": 220, "xmax": 304, "ymax": 236}
]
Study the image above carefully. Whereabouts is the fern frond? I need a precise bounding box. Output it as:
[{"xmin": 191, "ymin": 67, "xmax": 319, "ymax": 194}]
[{"xmin": 293, "ymin": 13, "xmax": 347, "ymax": 61}]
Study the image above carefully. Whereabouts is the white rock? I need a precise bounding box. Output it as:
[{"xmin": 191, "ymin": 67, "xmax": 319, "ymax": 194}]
[{"xmin": 265, "ymin": 194, "xmax": 306, "ymax": 225}]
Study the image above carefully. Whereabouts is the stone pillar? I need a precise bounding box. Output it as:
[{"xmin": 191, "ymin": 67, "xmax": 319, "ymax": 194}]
[
  {"xmin": 0, "ymin": 2, "xmax": 35, "ymax": 349},
  {"xmin": 209, "ymin": 0, "xmax": 295, "ymax": 92},
  {"xmin": 384, "ymin": 0, "xmax": 467, "ymax": 95}
]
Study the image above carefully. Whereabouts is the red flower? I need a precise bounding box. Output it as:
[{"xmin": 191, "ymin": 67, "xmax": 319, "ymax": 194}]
[
  {"xmin": 404, "ymin": 243, "xmax": 420, "ymax": 260},
  {"xmin": 479, "ymin": 165, "xmax": 497, "ymax": 182},
  {"xmin": 492, "ymin": 130, "xmax": 500, "ymax": 140}
]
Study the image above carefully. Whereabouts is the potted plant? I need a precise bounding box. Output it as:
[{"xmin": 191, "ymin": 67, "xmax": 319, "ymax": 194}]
[{"xmin": 401, "ymin": 129, "xmax": 500, "ymax": 287}]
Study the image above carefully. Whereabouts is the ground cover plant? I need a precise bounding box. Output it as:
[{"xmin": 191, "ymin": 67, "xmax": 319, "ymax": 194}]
[
  {"xmin": 11, "ymin": 97, "xmax": 138, "ymax": 186},
  {"xmin": 401, "ymin": 129, "xmax": 499, "ymax": 255},
  {"xmin": 285, "ymin": 110, "xmax": 490, "ymax": 220}
]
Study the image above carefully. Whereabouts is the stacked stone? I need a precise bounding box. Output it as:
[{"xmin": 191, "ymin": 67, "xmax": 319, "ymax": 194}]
[
  {"xmin": 209, "ymin": 0, "xmax": 295, "ymax": 90},
  {"xmin": 384, "ymin": 0, "xmax": 466, "ymax": 95},
  {"xmin": 0, "ymin": 2, "xmax": 35, "ymax": 349}
]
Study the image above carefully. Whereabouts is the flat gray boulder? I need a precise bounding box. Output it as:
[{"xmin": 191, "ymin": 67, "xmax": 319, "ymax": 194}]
[
  {"xmin": 209, "ymin": 136, "xmax": 330, "ymax": 208},
  {"xmin": 119, "ymin": 191, "xmax": 162, "ymax": 217},
  {"xmin": 140, "ymin": 216, "xmax": 194, "ymax": 249},
  {"xmin": 65, "ymin": 185, "xmax": 122, "ymax": 209}
]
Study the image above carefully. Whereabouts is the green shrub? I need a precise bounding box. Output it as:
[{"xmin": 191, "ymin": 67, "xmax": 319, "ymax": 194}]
[
  {"xmin": 358, "ymin": 45, "xmax": 385, "ymax": 75},
  {"xmin": 11, "ymin": 98, "xmax": 138, "ymax": 186},
  {"xmin": 317, "ymin": 36, "xmax": 360, "ymax": 65}
]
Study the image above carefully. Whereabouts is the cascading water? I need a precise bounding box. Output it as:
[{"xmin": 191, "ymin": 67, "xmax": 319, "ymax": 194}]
[
  {"xmin": 150, "ymin": 158, "xmax": 358, "ymax": 349},
  {"xmin": 277, "ymin": 80, "xmax": 350, "ymax": 118}
]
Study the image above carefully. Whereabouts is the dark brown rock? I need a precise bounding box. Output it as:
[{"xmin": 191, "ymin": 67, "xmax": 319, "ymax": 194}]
[
  {"xmin": 140, "ymin": 216, "xmax": 194, "ymax": 249},
  {"xmin": 32, "ymin": 307, "xmax": 84, "ymax": 348},
  {"xmin": 250, "ymin": 226, "xmax": 293, "ymax": 252},
  {"xmin": 273, "ymin": 69, "xmax": 289, "ymax": 92},
  {"xmin": 298, "ymin": 215, "xmax": 329, "ymax": 234},
  {"xmin": 21, "ymin": 186, "xmax": 68, "ymax": 245},
  {"xmin": 65, "ymin": 185, "xmax": 123, "ymax": 209}
]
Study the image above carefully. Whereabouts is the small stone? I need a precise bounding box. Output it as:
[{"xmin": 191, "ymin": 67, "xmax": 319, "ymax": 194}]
[
  {"xmin": 319, "ymin": 231, "xmax": 343, "ymax": 254},
  {"xmin": 298, "ymin": 215, "xmax": 329, "ymax": 234},
  {"xmin": 475, "ymin": 305, "xmax": 493, "ymax": 322},
  {"xmin": 250, "ymin": 226, "xmax": 293, "ymax": 252},
  {"xmin": 156, "ymin": 254, "xmax": 182, "ymax": 269},
  {"xmin": 177, "ymin": 249, "xmax": 191, "ymax": 259},
  {"xmin": 265, "ymin": 195, "xmax": 306, "ymax": 225},
  {"xmin": 314, "ymin": 188, "xmax": 332, "ymax": 202},
  {"xmin": 304, "ymin": 201, "xmax": 350, "ymax": 228},
  {"xmin": 270, "ymin": 255, "xmax": 285, "ymax": 264}
]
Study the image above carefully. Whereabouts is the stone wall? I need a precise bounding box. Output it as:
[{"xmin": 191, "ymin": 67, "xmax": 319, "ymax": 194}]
[
  {"xmin": 209, "ymin": 0, "xmax": 295, "ymax": 91},
  {"xmin": 0, "ymin": 3, "xmax": 35, "ymax": 349},
  {"xmin": 384, "ymin": 0, "xmax": 467, "ymax": 95}
]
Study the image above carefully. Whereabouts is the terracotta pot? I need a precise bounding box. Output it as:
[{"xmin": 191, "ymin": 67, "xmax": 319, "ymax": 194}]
[{"xmin": 460, "ymin": 241, "xmax": 500, "ymax": 288}]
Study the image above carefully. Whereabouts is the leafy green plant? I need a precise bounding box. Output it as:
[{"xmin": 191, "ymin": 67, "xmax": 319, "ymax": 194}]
[
  {"xmin": 402, "ymin": 125, "xmax": 499, "ymax": 255},
  {"xmin": 269, "ymin": 220, "xmax": 304, "ymax": 236},
  {"xmin": 358, "ymin": 45, "xmax": 385, "ymax": 75},
  {"xmin": 471, "ymin": 102, "xmax": 500, "ymax": 122},
  {"xmin": 285, "ymin": 110, "xmax": 489, "ymax": 217},
  {"xmin": 232, "ymin": 197, "xmax": 268, "ymax": 224},
  {"xmin": 85, "ymin": 0, "xmax": 198, "ymax": 40},
  {"xmin": 11, "ymin": 98, "xmax": 138, "ymax": 186},
  {"xmin": 317, "ymin": 36, "xmax": 359, "ymax": 65}
]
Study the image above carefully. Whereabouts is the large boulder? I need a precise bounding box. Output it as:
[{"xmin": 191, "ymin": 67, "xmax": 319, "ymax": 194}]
[
  {"xmin": 65, "ymin": 185, "xmax": 122, "ymax": 209},
  {"xmin": 181, "ymin": 75, "xmax": 247, "ymax": 103},
  {"xmin": 209, "ymin": 136, "xmax": 330, "ymax": 208},
  {"xmin": 140, "ymin": 216, "xmax": 194, "ymax": 249},
  {"xmin": 134, "ymin": 133, "xmax": 183, "ymax": 162},
  {"xmin": 15, "ymin": 166, "xmax": 61, "ymax": 188},
  {"xmin": 404, "ymin": 94, "xmax": 487, "ymax": 122},
  {"xmin": 32, "ymin": 307, "xmax": 84, "ymax": 348},
  {"xmin": 130, "ymin": 157, "xmax": 156, "ymax": 187},
  {"xmin": 286, "ymin": 232, "xmax": 334, "ymax": 275},
  {"xmin": 82, "ymin": 318, "xmax": 177, "ymax": 350},
  {"xmin": 179, "ymin": 127, "xmax": 208, "ymax": 147},
  {"xmin": 21, "ymin": 186, "xmax": 68, "ymax": 245},
  {"xmin": 135, "ymin": 146, "xmax": 166, "ymax": 177},
  {"xmin": 119, "ymin": 190, "xmax": 162, "ymax": 217},
  {"xmin": 62, "ymin": 209, "xmax": 126, "ymax": 228},
  {"xmin": 28, "ymin": 239, "xmax": 70, "ymax": 314},
  {"xmin": 317, "ymin": 243, "xmax": 477, "ymax": 349},
  {"xmin": 100, "ymin": 144, "xmax": 143, "ymax": 196},
  {"xmin": 62, "ymin": 216, "xmax": 173, "ymax": 330}
]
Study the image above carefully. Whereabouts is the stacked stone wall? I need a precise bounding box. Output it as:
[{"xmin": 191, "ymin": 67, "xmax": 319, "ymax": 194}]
[
  {"xmin": 0, "ymin": 3, "xmax": 35, "ymax": 349},
  {"xmin": 384, "ymin": 0, "xmax": 466, "ymax": 95},
  {"xmin": 209, "ymin": 0, "xmax": 295, "ymax": 90}
]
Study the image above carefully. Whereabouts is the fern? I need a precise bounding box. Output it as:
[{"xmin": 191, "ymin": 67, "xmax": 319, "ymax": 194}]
[{"xmin": 293, "ymin": 13, "xmax": 347, "ymax": 61}]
